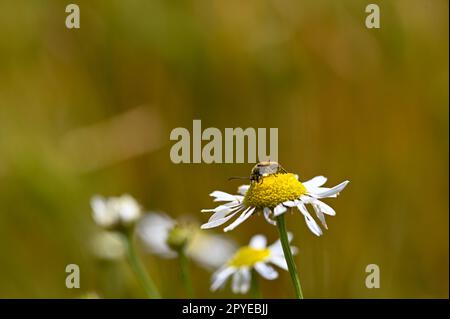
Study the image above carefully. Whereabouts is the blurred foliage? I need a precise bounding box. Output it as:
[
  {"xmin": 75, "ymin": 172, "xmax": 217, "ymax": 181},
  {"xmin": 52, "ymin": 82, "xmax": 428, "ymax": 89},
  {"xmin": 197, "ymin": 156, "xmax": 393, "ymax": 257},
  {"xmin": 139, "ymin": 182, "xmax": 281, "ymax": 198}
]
[{"xmin": 0, "ymin": 0, "xmax": 448, "ymax": 298}]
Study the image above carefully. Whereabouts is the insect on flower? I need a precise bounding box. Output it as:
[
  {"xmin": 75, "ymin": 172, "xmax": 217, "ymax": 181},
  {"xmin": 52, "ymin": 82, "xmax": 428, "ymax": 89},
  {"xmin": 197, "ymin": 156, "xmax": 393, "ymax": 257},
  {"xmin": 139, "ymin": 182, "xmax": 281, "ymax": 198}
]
[
  {"xmin": 250, "ymin": 161, "xmax": 287, "ymax": 183},
  {"xmin": 201, "ymin": 162, "xmax": 349, "ymax": 235},
  {"xmin": 229, "ymin": 161, "xmax": 287, "ymax": 183}
]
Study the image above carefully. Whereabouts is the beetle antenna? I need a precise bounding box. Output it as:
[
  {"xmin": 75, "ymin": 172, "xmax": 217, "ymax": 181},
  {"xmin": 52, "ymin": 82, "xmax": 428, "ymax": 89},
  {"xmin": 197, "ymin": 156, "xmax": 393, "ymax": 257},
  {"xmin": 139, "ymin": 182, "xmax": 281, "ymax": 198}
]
[{"xmin": 228, "ymin": 176, "xmax": 250, "ymax": 181}]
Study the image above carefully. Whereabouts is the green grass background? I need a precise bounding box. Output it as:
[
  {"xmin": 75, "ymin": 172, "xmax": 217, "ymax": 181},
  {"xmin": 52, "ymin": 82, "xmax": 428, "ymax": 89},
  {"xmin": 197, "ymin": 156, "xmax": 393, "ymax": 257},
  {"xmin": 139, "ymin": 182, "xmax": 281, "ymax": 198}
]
[{"xmin": 0, "ymin": 0, "xmax": 448, "ymax": 298}]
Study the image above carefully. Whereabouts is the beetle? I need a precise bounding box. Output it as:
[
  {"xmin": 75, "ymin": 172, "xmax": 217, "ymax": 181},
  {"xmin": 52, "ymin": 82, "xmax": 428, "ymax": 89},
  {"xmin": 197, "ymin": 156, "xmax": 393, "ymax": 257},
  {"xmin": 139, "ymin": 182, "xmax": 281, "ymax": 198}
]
[{"xmin": 249, "ymin": 161, "xmax": 287, "ymax": 183}]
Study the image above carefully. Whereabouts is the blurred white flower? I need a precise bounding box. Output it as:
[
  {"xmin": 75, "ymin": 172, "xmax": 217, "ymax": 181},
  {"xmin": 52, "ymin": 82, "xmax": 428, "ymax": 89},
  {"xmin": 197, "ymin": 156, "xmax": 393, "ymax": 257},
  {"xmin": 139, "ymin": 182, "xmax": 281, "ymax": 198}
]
[
  {"xmin": 89, "ymin": 231, "xmax": 125, "ymax": 261},
  {"xmin": 137, "ymin": 212, "xmax": 236, "ymax": 269},
  {"xmin": 211, "ymin": 234, "xmax": 296, "ymax": 294},
  {"xmin": 90, "ymin": 194, "xmax": 142, "ymax": 230},
  {"xmin": 137, "ymin": 213, "xmax": 177, "ymax": 258},
  {"xmin": 186, "ymin": 231, "xmax": 237, "ymax": 270}
]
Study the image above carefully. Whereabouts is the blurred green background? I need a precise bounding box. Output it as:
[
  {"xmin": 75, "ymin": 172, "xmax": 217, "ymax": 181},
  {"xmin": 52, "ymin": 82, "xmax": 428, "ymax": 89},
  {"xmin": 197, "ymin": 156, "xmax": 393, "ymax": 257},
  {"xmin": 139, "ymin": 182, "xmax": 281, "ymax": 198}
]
[{"xmin": 0, "ymin": 0, "xmax": 448, "ymax": 298}]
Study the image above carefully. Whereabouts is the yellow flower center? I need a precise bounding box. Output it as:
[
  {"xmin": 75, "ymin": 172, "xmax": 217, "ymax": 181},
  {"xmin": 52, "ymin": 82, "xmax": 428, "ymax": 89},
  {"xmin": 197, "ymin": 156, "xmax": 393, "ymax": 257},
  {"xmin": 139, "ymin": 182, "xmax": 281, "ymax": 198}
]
[
  {"xmin": 228, "ymin": 246, "xmax": 271, "ymax": 267},
  {"xmin": 244, "ymin": 173, "xmax": 306, "ymax": 208}
]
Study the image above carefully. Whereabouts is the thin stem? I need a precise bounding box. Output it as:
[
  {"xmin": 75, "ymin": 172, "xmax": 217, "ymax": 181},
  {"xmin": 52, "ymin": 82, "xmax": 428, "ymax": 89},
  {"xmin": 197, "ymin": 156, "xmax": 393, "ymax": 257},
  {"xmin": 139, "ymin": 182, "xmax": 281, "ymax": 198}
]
[
  {"xmin": 250, "ymin": 269, "xmax": 262, "ymax": 299},
  {"xmin": 276, "ymin": 215, "xmax": 304, "ymax": 299},
  {"xmin": 179, "ymin": 249, "xmax": 194, "ymax": 298},
  {"xmin": 124, "ymin": 232, "xmax": 161, "ymax": 298}
]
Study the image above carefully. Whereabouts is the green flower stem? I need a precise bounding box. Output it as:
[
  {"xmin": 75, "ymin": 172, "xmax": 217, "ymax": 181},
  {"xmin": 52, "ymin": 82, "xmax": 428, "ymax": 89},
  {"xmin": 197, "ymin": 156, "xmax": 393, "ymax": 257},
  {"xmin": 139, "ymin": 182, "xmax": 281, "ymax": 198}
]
[
  {"xmin": 276, "ymin": 215, "xmax": 304, "ymax": 299},
  {"xmin": 124, "ymin": 232, "xmax": 161, "ymax": 298},
  {"xmin": 250, "ymin": 269, "xmax": 262, "ymax": 299},
  {"xmin": 179, "ymin": 249, "xmax": 194, "ymax": 298}
]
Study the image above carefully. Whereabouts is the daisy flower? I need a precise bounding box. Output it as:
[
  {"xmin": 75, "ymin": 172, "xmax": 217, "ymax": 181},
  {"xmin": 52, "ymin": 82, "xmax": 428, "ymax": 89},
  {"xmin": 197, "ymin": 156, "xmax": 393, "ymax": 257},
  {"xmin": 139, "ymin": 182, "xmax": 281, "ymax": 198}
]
[
  {"xmin": 90, "ymin": 194, "xmax": 160, "ymax": 298},
  {"xmin": 137, "ymin": 212, "xmax": 237, "ymax": 269},
  {"xmin": 201, "ymin": 163, "xmax": 349, "ymax": 236},
  {"xmin": 90, "ymin": 194, "xmax": 142, "ymax": 230},
  {"xmin": 211, "ymin": 234, "xmax": 296, "ymax": 294}
]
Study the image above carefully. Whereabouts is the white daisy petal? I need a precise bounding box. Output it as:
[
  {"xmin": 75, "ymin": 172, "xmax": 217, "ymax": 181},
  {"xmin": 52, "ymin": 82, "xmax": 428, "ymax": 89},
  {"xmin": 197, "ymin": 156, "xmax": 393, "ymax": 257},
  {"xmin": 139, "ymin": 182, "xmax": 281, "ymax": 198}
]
[
  {"xmin": 201, "ymin": 208, "xmax": 216, "ymax": 213},
  {"xmin": 187, "ymin": 233, "xmax": 237, "ymax": 270},
  {"xmin": 211, "ymin": 266, "xmax": 235, "ymax": 291},
  {"xmin": 299, "ymin": 195, "xmax": 314, "ymax": 204},
  {"xmin": 311, "ymin": 204, "xmax": 328, "ymax": 229},
  {"xmin": 91, "ymin": 196, "xmax": 117, "ymax": 228},
  {"xmin": 314, "ymin": 199, "xmax": 336, "ymax": 216},
  {"xmin": 202, "ymin": 204, "xmax": 231, "ymax": 214},
  {"xmin": 232, "ymin": 268, "xmax": 251, "ymax": 294},
  {"xmin": 269, "ymin": 243, "xmax": 283, "ymax": 256},
  {"xmin": 237, "ymin": 185, "xmax": 250, "ymax": 196},
  {"xmin": 311, "ymin": 187, "xmax": 336, "ymax": 197},
  {"xmin": 297, "ymin": 203, "xmax": 323, "ymax": 236},
  {"xmin": 137, "ymin": 213, "xmax": 177, "ymax": 258},
  {"xmin": 312, "ymin": 181, "xmax": 349, "ymax": 198},
  {"xmin": 239, "ymin": 268, "xmax": 252, "ymax": 294},
  {"xmin": 273, "ymin": 204, "xmax": 288, "ymax": 216},
  {"xmin": 268, "ymin": 232, "xmax": 294, "ymax": 255},
  {"xmin": 231, "ymin": 272, "xmax": 240, "ymax": 294},
  {"xmin": 117, "ymin": 195, "xmax": 141, "ymax": 224},
  {"xmin": 90, "ymin": 195, "xmax": 106, "ymax": 213},
  {"xmin": 202, "ymin": 201, "xmax": 243, "ymax": 214},
  {"xmin": 210, "ymin": 191, "xmax": 238, "ymax": 202},
  {"xmin": 201, "ymin": 210, "xmax": 240, "ymax": 229},
  {"xmin": 208, "ymin": 205, "xmax": 243, "ymax": 222},
  {"xmin": 263, "ymin": 207, "xmax": 277, "ymax": 225},
  {"xmin": 231, "ymin": 195, "xmax": 244, "ymax": 203},
  {"xmin": 254, "ymin": 262, "xmax": 278, "ymax": 280},
  {"xmin": 269, "ymin": 256, "xmax": 289, "ymax": 271},
  {"xmin": 304, "ymin": 214, "xmax": 323, "ymax": 236},
  {"xmin": 282, "ymin": 200, "xmax": 297, "ymax": 207},
  {"xmin": 208, "ymin": 211, "xmax": 229, "ymax": 223},
  {"xmin": 302, "ymin": 176, "xmax": 327, "ymax": 190},
  {"xmin": 224, "ymin": 207, "xmax": 256, "ymax": 232},
  {"xmin": 249, "ymin": 235, "xmax": 267, "ymax": 249}
]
